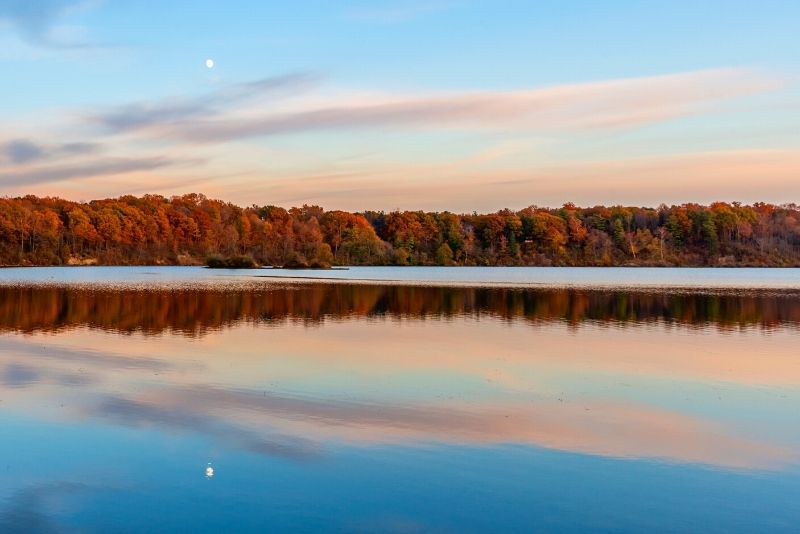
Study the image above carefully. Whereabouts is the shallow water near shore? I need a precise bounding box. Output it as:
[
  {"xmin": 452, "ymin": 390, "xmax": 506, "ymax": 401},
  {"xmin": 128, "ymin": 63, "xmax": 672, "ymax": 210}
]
[
  {"xmin": 1, "ymin": 265, "xmax": 800, "ymax": 290},
  {"xmin": 1, "ymin": 269, "xmax": 799, "ymax": 531}
]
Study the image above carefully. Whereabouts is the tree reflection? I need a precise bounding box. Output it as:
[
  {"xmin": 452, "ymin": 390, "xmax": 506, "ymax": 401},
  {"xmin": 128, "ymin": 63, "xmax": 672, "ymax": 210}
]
[{"xmin": 0, "ymin": 285, "xmax": 798, "ymax": 336}]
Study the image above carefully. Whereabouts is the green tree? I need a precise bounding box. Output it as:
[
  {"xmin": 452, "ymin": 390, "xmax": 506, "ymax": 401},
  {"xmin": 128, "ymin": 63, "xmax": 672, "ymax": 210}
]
[{"xmin": 436, "ymin": 242, "xmax": 454, "ymax": 265}]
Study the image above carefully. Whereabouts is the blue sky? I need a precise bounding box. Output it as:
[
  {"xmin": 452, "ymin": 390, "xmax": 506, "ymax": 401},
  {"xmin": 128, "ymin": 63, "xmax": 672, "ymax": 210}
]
[{"xmin": 1, "ymin": 1, "xmax": 798, "ymax": 210}]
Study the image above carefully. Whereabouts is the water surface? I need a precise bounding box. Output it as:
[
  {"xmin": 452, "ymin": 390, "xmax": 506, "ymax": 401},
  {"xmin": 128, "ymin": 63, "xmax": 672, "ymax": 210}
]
[
  {"xmin": 1, "ymin": 271, "xmax": 799, "ymax": 532},
  {"xmin": 1, "ymin": 265, "xmax": 800, "ymax": 290}
]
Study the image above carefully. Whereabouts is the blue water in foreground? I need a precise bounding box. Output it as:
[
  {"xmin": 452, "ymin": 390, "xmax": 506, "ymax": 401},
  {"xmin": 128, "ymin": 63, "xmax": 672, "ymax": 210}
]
[{"xmin": 0, "ymin": 269, "xmax": 798, "ymax": 532}]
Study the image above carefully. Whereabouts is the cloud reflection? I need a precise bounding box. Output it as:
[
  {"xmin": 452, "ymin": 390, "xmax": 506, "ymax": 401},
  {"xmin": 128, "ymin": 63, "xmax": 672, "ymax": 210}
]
[
  {"xmin": 123, "ymin": 384, "xmax": 795, "ymax": 470},
  {"xmin": 90, "ymin": 396, "xmax": 323, "ymax": 461},
  {"xmin": 1, "ymin": 286, "xmax": 797, "ymax": 471},
  {"xmin": 1, "ymin": 362, "xmax": 93, "ymax": 388},
  {"xmin": 0, "ymin": 482, "xmax": 91, "ymax": 533}
]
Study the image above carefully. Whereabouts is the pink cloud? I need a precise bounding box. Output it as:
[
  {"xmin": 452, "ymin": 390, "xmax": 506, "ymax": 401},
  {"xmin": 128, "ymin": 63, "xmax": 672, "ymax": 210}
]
[{"xmin": 162, "ymin": 68, "xmax": 779, "ymax": 142}]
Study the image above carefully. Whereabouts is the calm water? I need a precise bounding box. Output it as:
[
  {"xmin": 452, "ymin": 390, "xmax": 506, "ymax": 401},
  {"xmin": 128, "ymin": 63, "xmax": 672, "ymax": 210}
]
[
  {"xmin": 1, "ymin": 269, "xmax": 799, "ymax": 532},
  {"xmin": 1, "ymin": 265, "xmax": 800, "ymax": 289}
]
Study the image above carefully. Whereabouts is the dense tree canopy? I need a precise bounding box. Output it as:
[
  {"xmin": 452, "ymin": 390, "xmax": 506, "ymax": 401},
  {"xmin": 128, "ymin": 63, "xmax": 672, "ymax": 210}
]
[{"xmin": 1, "ymin": 194, "xmax": 798, "ymax": 266}]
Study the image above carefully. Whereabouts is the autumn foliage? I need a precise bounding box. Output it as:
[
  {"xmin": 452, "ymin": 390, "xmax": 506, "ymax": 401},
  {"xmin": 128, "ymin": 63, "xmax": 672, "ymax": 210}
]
[{"xmin": 1, "ymin": 194, "xmax": 799, "ymax": 266}]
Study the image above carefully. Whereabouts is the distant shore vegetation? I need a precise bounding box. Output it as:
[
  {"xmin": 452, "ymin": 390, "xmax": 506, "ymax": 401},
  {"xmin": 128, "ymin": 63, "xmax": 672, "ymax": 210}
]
[
  {"xmin": 1, "ymin": 194, "xmax": 799, "ymax": 267},
  {"xmin": 205, "ymin": 254, "xmax": 259, "ymax": 269}
]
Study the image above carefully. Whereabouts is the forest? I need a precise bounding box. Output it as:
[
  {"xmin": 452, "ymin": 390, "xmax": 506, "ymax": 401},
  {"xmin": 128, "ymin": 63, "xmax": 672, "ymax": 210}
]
[{"xmin": 1, "ymin": 193, "xmax": 799, "ymax": 267}]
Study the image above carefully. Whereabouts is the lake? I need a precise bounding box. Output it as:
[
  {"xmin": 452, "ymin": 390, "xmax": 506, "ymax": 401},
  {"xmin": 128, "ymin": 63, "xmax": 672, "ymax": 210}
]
[
  {"xmin": 1, "ymin": 265, "xmax": 800, "ymax": 289},
  {"xmin": 1, "ymin": 267, "xmax": 799, "ymax": 532}
]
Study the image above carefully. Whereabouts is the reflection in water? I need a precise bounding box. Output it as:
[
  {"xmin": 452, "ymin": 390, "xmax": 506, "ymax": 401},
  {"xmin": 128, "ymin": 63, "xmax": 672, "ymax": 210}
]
[
  {"xmin": 1, "ymin": 284, "xmax": 799, "ymax": 531},
  {"xmin": 1, "ymin": 285, "xmax": 799, "ymax": 335}
]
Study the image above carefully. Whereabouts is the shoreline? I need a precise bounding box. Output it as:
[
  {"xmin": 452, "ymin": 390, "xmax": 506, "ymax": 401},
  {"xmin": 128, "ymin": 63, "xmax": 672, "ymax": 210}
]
[
  {"xmin": 0, "ymin": 265, "xmax": 799, "ymax": 294},
  {"xmin": 0, "ymin": 274, "xmax": 799, "ymax": 296},
  {"xmin": 4, "ymin": 263, "xmax": 800, "ymax": 269}
]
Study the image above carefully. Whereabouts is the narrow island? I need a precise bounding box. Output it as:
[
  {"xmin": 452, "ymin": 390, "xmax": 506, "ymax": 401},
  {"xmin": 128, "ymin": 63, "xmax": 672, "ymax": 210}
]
[{"xmin": 205, "ymin": 251, "xmax": 333, "ymax": 269}]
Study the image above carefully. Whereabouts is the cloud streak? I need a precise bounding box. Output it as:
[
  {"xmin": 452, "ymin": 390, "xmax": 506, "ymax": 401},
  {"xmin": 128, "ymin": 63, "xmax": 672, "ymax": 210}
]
[
  {"xmin": 218, "ymin": 147, "xmax": 800, "ymax": 212},
  {"xmin": 148, "ymin": 68, "xmax": 780, "ymax": 143},
  {"xmin": 0, "ymin": 155, "xmax": 199, "ymax": 187},
  {"xmin": 2, "ymin": 67, "xmax": 793, "ymax": 208},
  {"xmin": 1, "ymin": 138, "xmax": 101, "ymax": 164},
  {"xmin": 0, "ymin": 0, "xmax": 95, "ymax": 48},
  {"xmin": 89, "ymin": 72, "xmax": 321, "ymax": 134}
]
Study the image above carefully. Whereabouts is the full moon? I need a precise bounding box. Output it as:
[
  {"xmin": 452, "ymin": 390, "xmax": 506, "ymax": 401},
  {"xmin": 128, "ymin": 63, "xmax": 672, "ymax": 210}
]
[{"xmin": 205, "ymin": 58, "xmax": 214, "ymax": 69}]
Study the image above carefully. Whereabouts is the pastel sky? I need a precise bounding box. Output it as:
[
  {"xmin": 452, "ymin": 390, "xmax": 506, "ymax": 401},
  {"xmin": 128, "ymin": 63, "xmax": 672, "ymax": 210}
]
[{"xmin": 1, "ymin": 0, "xmax": 798, "ymax": 211}]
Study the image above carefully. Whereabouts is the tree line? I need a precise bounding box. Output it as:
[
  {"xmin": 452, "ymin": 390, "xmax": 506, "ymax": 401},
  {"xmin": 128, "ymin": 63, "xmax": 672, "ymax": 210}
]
[{"xmin": 1, "ymin": 193, "xmax": 799, "ymax": 266}]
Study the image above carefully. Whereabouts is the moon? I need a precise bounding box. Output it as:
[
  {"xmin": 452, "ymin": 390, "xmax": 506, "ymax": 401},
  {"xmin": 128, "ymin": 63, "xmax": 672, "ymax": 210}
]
[{"xmin": 205, "ymin": 58, "xmax": 214, "ymax": 69}]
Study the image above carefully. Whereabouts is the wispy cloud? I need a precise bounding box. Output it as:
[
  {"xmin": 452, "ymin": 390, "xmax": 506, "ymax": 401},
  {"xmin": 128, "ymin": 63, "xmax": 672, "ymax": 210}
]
[
  {"xmin": 0, "ymin": 155, "xmax": 196, "ymax": 186},
  {"xmin": 214, "ymin": 147, "xmax": 800, "ymax": 212},
  {"xmin": 2, "ymin": 67, "xmax": 793, "ymax": 208},
  {"xmin": 1, "ymin": 138, "xmax": 101, "ymax": 164},
  {"xmin": 2, "ymin": 72, "xmax": 319, "ymax": 191},
  {"xmin": 89, "ymin": 72, "xmax": 321, "ymax": 134},
  {"xmin": 0, "ymin": 0, "xmax": 97, "ymax": 48},
  {"xmin": 137, "ymin": 68, "xmax": 781, "ymax": 143}
]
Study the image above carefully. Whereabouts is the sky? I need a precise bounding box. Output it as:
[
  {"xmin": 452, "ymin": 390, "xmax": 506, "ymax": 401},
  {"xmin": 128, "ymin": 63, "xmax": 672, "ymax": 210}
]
[{"xmin": 0, "ymin": 0, "xmax": 798, "ymax": 211}]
